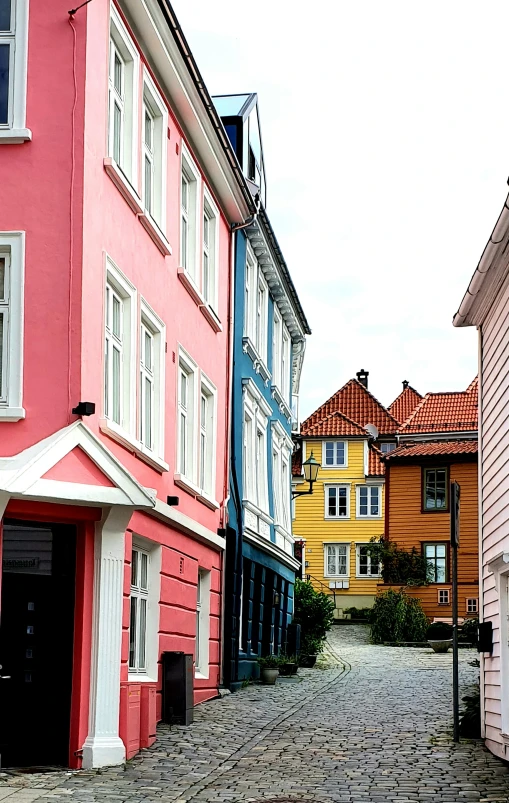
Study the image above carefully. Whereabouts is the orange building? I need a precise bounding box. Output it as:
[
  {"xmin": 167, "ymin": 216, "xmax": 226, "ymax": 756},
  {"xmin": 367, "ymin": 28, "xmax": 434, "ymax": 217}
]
[{"xmin": 380, "ymin": 381, "xmax": 479, "ymax": 620}]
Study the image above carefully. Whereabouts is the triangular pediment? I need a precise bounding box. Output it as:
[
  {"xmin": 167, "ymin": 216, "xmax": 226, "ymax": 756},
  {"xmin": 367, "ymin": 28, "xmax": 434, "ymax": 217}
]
[{"xmin": 42, "ymin": 447, "xmax": 116, "ymax": 487}]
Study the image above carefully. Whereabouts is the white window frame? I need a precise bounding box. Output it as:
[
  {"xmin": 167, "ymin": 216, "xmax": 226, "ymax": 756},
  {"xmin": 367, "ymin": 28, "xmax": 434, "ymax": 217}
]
[
  {"xmin": 180, "ymin": 144, "xmax": 201, "ymax": 285},
  {"xmin": 142, "ymin": 70, "xmax": 167, "ymax": 232},
  {"xmin": 272, "ymin": 308, "xmax": 282, "ymax": 389},
  {"xmin": 195, "ymin": 568, "xmax": 211, "ymax": 678},
  {"xmin": 466, "ymin": 598, "xmax": 478, "ymax": 614},
  {"xmin": 438, "ymin": 589, "xmax": 450, "ymax": 605},
  {"xmin": 271, "ymin": 420, "xmax": 293, "ymax": 536},
  {"xmin": 356, "ymin": 543, "xmax": 381, "ymax": 578},
  {"xmin": 356, "ymin": 485, "xmax": 382, "ymax": 518},
  {"xmin": 0, "ymin": 231, "xmax": 24, "ymax": 420},
  {"xmin": 281, "ymin": 323, "xmax": 291, "ymax": 402},
  {"xmin": 322, "ymin": 440, "xmax": 348, "ymax": 468},
  {"xmin": 108, "ymin": 6, "xmax": 139, "ymax": 186},
  {"xmin": 129, "ymin": 544, "xmax": 150, "ymax": 674},
  {"xmin": 0, "ymin": 0, "xmax": 30, "ymax": 142},
  {"xmin": 324, "ymin": 484, "xmax": 350, "ymax": 519},
  {"xmin": 255, "ymin": 271, "xmax": 268, "ymax": 362},
  {"xmin": 244, "ymin": 244, "xmax": 256, "ymax": 341},
  {"xmin": 104, "ymin": 256, "xmax": 136, "ymax": 436},
  {"xmin": 198, "ymin": 373, "xmax": 217, "ymax": 498},
  {"xmin": 128, "ymin": 537, "xmax": 161, "ymax": 682},
  {"xmin": 380, "ymin": 442, "xmax": 396, "ymax": 454},
  {"xmin": 177, "ymin": 348, "xmax": 197, "ymax": 483},
  {"xmin": 324, "ymin": 543, "xmax": 349, "ymax": 577},
  {"xmin": 242, "ymin": 383, "xmax": 270, "ymax": 514},
  {"xmin": 139, "ymin": 299, "xmax": 165, "ymax": 458},
  {"xmin": 202, "ymin": 188, "xmax": 219, "ymax": 311}
]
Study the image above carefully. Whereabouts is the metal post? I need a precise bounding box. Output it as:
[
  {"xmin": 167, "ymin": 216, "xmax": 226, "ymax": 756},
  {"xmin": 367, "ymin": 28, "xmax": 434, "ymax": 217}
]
[{"xmin": 451, "ymin": 481, "xmax": 461, "ymax": 742}]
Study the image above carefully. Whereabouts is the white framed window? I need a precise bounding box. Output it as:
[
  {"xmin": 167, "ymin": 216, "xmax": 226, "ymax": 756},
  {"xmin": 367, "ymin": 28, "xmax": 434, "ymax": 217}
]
[
  {"xmin": 199, "ymin": 374, "xmax": 216, "ymax": 497},
  {"xmin": 282, "ymin": 324, "xmax": 291, "ymax": 402},
  {"xmin": 129, "ymin": 546, "xmax": 149, "ymax": 673},
  {"xmin": 242, "ymin": 383, "xmax": 270, "ymax": 513},
  {"xmin": 466, "ymin": 598, "xmax": 478, "ymax": 614},
  {"xmin": 244, "ymin": 246, "xmax": 256, "ymax": 340},
  {"xmin": 177, "ymin": 349, "xmax": 197, "ymax": 481},
  {"xmin": 356, "ymin": 544, "xmax": 381, "ymax": 577},
  {"xmin": 108, "ymin": 6, "xmax": 139, "ymax": 185},
  {"xmin": 323, "ymin": 440, "xmax": 348, "ymax": 468},
  {"xmin": 0, "ymin": 0, "xmax": 29, "ymax": 141},
  {"xmin": 325, "ymin": 484, "xmax": 350, "ymax": 518},
  {"xmin": 356, "ymin": 485, "xmax": 381, "ymax": 518},
  {"xmin": 244, "ymin": 244, "xmax": 268, "ymax": 363},
  {"xmin": 271, "ymin": 421, "xmax": 293, "ymax": 535},
  {"xmin": 438, "ymin": 589, "xmax": 450, "ymax": 605},
  {"xmin": 142, "ymin": 71, "xmax": 168, "ymax": 230},
  {"xmin": 272, "ymin": 309, "xmax": 282, "ymax": 389},
  {"xmin": 0, "ymin": 232, "xmax": 24, "ymax": 420},
  {"xmin": 380, "ymin": 442, "xmax": 396, "ymax": 454},
  {"xmin": 256, "ymin": 272, "xmax": 268, "ymax": 361},
  {"xmin": 203, "ymin": 189, "xmax": 219, "ymax": 310},
  {"xmin": 324, "ymin": 544, "xmax": 348, "ymax": 577},
  {"xmin": 195, "ymin": 569, "xmax": 211, "ymax": 677},
  {"xmin": 180, "ymin": 145, "xmax": 200, "ymax": 283},
  {"xmin": 104, "ymin": 258, "xmax": 136, "ymax": 434},
  {"xmin": 139, "ymin": 300, "xmax": 165, "ymax": 457}
]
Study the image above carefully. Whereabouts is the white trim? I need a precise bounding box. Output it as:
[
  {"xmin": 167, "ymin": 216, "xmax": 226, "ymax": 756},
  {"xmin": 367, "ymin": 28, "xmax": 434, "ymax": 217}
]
[
  {"xmin": 243, "ymin": 527, "xmax": 300, "ymax": 572},
  {"xmin": 199, "ymin": 371, "xmax": 217, "ymax": 499},
  {"xmin": 141, "ymin": 67, "xmax": 168, "ymax": 233},
  {"xmin": 177, "ymin": 346, "xmax": 198, "ymax": 484},
  {"xmin": 108, "ymin": 4, "xmax": 139, "ymax": 187},
  {"xmin": 103, "ymin": 157, "xmax": 143, "ymax": 214},
  {"xmin": 140, "ymin": 298, "xmax": 166, "ymax": 460},
  {"xmin": 241, "ymin": 376, "xmax": 272, "ymax": 417},
  {"xmin": 150, "ymin": 496, "xmax": 225, "ymax": 550},
  {"xmin": 128, "ymin": 536, "xmax": 161, "ymax": 682},
  {"xmin": 0, "ymin": 232, "xmax": 24, "ymax": 420},
  {"xmin": 100, "ymin": 418, "xmax": 169, "ymax": 472},
  {"xmin": 323, "ymin": 542, "xmax": 350, "ymax": 578},
  {"xmin": 242, "ymin": 336, "xmax": 271, "ymax": 385},
  {"xmin": 324, "ymin": 483, "xmax": 351, "ymax": 519},
  {"xmin": 0, "ymin": 0, "xmax": 30, "ymax": 141},
  {"xmin": 355, "ymin": 542, "xmax": 381, "ymax": 579},
  {"xmin": 180, "ymin": 142, "xmax": 201, "ymax": 285},
  {"xmin": 322, "ymin": 440, "xmax": 348, "ymax": 468},
  {"xmin": 195, "ymin": 568, "xmax": 211, "ymax": 678},
  {"xmin": 202, "ymin": 186, "xmax": 219, "ymax": 313},
  {"xmin": 355, "ymin": 484, "xmax": 382, "ymax": 519}
]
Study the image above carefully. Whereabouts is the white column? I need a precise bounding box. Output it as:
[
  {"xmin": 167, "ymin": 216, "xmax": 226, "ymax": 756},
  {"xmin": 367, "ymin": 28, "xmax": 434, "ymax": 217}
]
[{"xmin": 82, "ymin": 506, "xmax": 133, "ymax": 769}]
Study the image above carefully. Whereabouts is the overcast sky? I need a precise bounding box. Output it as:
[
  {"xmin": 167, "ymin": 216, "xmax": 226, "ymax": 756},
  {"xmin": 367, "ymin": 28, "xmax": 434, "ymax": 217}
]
[{"xmin": 173, "ymin": 0, "xmax": 508, "ymax": 419}]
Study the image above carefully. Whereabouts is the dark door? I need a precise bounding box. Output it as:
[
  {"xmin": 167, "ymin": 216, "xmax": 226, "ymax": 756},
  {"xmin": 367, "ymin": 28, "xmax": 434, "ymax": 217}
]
[{"xmin": 0, "ymin": 521, "xmax": 77, "ymax": 768}]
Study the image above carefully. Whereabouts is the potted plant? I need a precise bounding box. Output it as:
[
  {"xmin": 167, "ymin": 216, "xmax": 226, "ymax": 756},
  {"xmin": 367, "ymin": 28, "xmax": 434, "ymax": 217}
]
[
  {"xmin": 298, "ymin": 636, "xmax": 322, "ymax": 668},
  {"xmin": 278, "ymin": 654, "xmax": 299, "ymax": 676},
  {"xmin": 427, "ymin": 621, "xmax": 453, "ymax": 653},
  {"xmin": 257, "ymin": 655, "xmax": 280, "ymax": 684}
]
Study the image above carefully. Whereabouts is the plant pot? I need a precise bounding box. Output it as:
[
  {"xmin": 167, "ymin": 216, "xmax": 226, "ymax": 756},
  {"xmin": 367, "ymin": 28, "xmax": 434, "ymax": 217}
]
[
  {"xmin": 260, "ymin": 668, "xmax": 279, "ymax": 685},
  {"xmin": 428, "ymin": 639, "xmax": 453, "ymax": 653},
  {"xmin": 298, "ymin": 654, "xmax": 317, "ymax": 668},
  {"xmin": 278, "ymin": 662, "xmax": 299, "ymax": 676}
]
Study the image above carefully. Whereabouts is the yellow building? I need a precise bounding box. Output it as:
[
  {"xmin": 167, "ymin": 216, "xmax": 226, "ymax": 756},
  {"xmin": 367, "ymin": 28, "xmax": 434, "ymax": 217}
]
[{"xmin": 292, "ymin": 370, "xmax": 422, "ymax": 614}]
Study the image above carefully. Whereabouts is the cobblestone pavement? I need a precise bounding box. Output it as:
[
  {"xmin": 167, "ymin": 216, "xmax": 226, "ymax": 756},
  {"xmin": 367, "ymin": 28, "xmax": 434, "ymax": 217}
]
[{"xmin": 2, "ymin": 625, "xmax": 509, "ymax": 803}]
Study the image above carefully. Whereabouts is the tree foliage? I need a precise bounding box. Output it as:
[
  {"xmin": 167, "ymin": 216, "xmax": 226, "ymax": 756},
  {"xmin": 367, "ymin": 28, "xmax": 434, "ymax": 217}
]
[
  {"xmin": 367, "ymin": 536, "xmax": 433, "ymax": 585},
  {"xmin": 370, "ymin": 588, "xmax": 428, "ymax": 644},
  {"xmin": 293, "ymin": 579, "xmax": 335, "ymax": 654}
]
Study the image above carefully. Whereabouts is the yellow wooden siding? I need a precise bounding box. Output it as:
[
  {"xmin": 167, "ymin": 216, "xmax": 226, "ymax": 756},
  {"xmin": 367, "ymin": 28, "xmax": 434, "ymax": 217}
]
[
  {"xmin": 377, "ymin": 584, "xmax": 480, "ymax": 622},
  {"xmin": 294, "ymin": 438, "xmax": 384, "ymax": 598}
]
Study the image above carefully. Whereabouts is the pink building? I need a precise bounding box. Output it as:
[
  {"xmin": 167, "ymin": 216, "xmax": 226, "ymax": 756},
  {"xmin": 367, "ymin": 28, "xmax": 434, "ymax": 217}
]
[{"xmin": 0, "ymin": 0, "xmax": 254, "ymax": 770}]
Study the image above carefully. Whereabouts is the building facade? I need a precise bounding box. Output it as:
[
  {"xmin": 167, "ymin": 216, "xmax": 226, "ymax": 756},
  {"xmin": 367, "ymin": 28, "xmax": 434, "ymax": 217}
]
[
  {"xmin": 0, "ymin": 0, "xmax": 256, "ymax": 770},
  {"xmin": 454, "ymin": 189, "xmax": 509, "ymax": 760},
  {"xmin": 212, "ymin": 94, "xmax": 310, "ymax": 687}
]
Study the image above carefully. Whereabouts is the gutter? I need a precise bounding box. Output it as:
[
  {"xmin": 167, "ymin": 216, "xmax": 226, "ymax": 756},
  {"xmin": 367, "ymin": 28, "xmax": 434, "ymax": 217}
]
[{"xmin": 454, "ymin": 191, "xmax": 509, "ymax": 328}]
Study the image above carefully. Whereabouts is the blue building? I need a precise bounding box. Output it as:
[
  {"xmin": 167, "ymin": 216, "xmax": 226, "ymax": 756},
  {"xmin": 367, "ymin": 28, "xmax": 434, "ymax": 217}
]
[{"xmin": 213, "ymin": 93, "xmax": 311, "ymax": 687}]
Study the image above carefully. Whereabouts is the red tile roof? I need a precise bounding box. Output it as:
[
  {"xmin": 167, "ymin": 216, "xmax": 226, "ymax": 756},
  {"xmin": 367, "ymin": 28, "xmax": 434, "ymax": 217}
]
[
  {"xmin": 466, "ymin": 377, "xmax": 478, "ymax": 395},
  {"xmin": 383, "ymin": 440, "xmax": 478, "ymax": 461},
  {"xmin": 292, "ymin": 441, "xmax": 303, "ymax": 477},
  {"xmin": 368, "ymin": 445, "xmax": 385, "ymax": 476},
  {"xmin": 398, "ymin": 381, "xmax": 478, "ymax": 435},
  {"xmin": 303, "ymin": 410, "xmax": 368, "ymax": 438},
  {"xmin": 388, "ymin": 384, "xmax": 423, "ymax": 425},
  {"xmin": 302, "ymin": 379, "xmax": 399, "ymax": 436}
]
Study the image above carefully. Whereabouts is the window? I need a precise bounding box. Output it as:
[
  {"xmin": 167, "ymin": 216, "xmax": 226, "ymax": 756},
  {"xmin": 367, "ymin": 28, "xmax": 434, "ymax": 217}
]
[
  {"xmin": 324, "ymin": 544, "xmax": 348, "ymax": 577},
  {"xmin": 180, "ymin": 146, "xmax": 200, "ymax": 283},
  {"xmin": 357, "ymin": 485, "xmax": 381, "ymax": 518},
  {"xmin": 281, "ymin": 326, "xmax": 291, "ymax": 402},
  {"xmin": 104, "ymin": 260, "xmax": 136, "ymax": 434},
  {"xmin": 139, "ymin": 301, "xmax": 165, "ymax": 456},
  {"xmin": 141, "ymin": 72, "xmax": 168, "ymax": 230},
  {"xmin": 357, "ymin": 544, "xmax": 381, "ymax": 577},
  {"xmin": 242, "ymin": 382, "xmax": 270, "ymax": 513},
  {"xmin": 199, "ymin": 376, "xmax": 216, "ymax": 496},
  {"xmin": 466, "ymin": 598, "xmax": 478, "ymax": 614},
  {"xmin": 177, "ymin": 352, "xmax": 196, "ymax": 480},
  {"xmin": 0, "ymin": 0, "xmax": 29, "ymax": 140},
  {"xmin": 424, "ymin": 467, "xmax": 448, "ymax": 511},
  {"xmin": 195, "ymin": 569, "xmax": 211, "ymax": 677},
  {"xmin": 323, "ymin": 441, "xmax": 347, "ymax": 467},
  {"xmin": 271, "ymin": 422, "xmax": 292, "ymax": 534},
  {"xmin": 272, "ymin": 310, "xmax": 282, "ymax": 389},
  {"xmin": 438, "ymin": 589, "xmax": 450, "ymax": 605},
  {"xmin": 424, "ymin": 543, "xmax": 448, "ymax": 583},
  {"xmin": 108, "ymin": 7, "xmax": 139, "ymax": 184},
  {"xmin": 0, "ymin": 232, "xmax": 24, "ymax": 419},
  {"xmin": 325, "ymin": 485, "xmax": 349, "ymax": 518},
  {"xmin": 202, "ymin": 190, "xmax": 219, "ymax": 310},
  {"xmin": 244, "ymin": 244, "xmax": 268, "ymax": 363},
  {"xmin": 256, "ymin": 273, "xmax": 268, "ymax": 360},
  {"xmin": 380, "ymin": 442, "xmax": 396, "ymax": 454},
  {"xmin": 129, "ymin": 547, "xmax": 149, "ymax": 673}
]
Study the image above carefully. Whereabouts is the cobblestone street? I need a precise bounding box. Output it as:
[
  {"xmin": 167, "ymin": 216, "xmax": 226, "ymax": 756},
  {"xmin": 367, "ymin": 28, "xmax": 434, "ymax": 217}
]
[{"xmin": 2, "ymin": 625, "xmax": 509, "ymax": 803}]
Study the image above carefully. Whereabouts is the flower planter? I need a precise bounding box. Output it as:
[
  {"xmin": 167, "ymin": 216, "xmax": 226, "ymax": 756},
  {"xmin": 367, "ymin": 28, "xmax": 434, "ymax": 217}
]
[
  {"xmin": 298, "ymin": 654, "xmax": 317, "ymax": 668},
  {"xmin": 278, "ymin": 662, "xmax": 299, "ymax": 676},
  {"xmin": 260, "ymin": 668, "xmax": 279, "ymax": 685},
  {"xmin": 428, "ymin": 639, "xmax": 453, "ymax": 654}
]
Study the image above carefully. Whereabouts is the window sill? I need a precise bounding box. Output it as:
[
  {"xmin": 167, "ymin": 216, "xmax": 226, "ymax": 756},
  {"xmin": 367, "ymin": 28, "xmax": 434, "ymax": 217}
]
[
  {"xmin": 138, "ymin": 212, "xmax": 172, "ymax": 256},
  {"xmin": 103, "ymin": 157, "xmax": 143, "ymax": 214},
  {"xmin": 173, "ymin": 473, "xmax": 219, "ymax": 509},
  {"xmin": 177, "ymin": 267, "xmax": 204, "ymax": 305},
  {"xmin": 324, "ymin": 515, "xmax": 350, "ymax": 520},
  {"xmin": 0, "ymin": 406, "xmax": 25, "ymax": 422},
  {"xmin": 321, "ymin": 465, "xmax": 348, "ymax": 470},
  {"xmin": 99, "ymin": 419, "xmax": 169, "ymax": 473},
  {"xmin": 356, "ymin": 574, "xmax": 381, "ymax": 580},
  {"xmin": 199, "ymin": 302, "xmax": 223, "ymax": 333},
  {"xmin": 127, "ymin": 674, "xmax": 157, "ymax": 683},
  {"xmin": 357, "ymin": 515, "xmax": 382, "ymax": 520},
  {"xmin": 242, "ymin": 337, "xmax": 271, "ymax": 385},
  {"xmin": 274, "ymin": 523, "xmax": 292, "ymax": 540},
  {"xmin": 243, "ymin": 499, "xmax": 273, "ymax": 525},
  {"xmin": 0, "ymin": 127, "xmax": 32, "ymax": 144},
  {"xmin": 271, "ymin": 385, "xmax": 292, "ymax": 421},
  {"xmin": 195, "ymin": 671, "xmax": 210, "ymax": 680}
]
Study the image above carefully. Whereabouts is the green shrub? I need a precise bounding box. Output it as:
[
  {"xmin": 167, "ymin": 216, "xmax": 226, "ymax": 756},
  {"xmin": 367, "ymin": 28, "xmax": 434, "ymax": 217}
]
[
  {"xmin": 427, "ymin": 621, "xmax": 453, "ymax": 640},
  {"xmin": 257, "ymin": 654, "xmax": 279, "ymax": 668},
  {"xmin": 370, "ymin": 588, "xmax": 428, "ymax": 644},
  {"xmin": 459, "ymin": 688, "xmax": 481, "ymax": 738},
  {"xmin": 293, "ymin": 579, "xmax": 334, "ymax": 654},
  {"xmin": 461, "ymin": 618, "xmax": 479, "ymax": 646},
  {"xmin": 367, "ymin": 536, "xmax": 433, "ymax": 585},
  {"xmin": 343, "ymin": 606, "xmax": 371, "ymax": 620}
]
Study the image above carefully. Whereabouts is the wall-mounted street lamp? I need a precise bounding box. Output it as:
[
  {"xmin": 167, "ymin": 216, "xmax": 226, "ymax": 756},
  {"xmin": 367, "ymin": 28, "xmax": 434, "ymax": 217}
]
[{"xmin": 292, "ymin": 451, "xmax": 320, "ymax": 499}]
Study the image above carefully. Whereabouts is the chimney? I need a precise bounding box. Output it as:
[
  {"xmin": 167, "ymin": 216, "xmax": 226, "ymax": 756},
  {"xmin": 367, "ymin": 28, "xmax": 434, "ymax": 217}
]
[
  {"xmin": 356, "ymin": 369, "xmax": 369, "ymax": 388},
  {"xmin": 402, "ymin": 380, "xmax": 409, "ymax": 390}
]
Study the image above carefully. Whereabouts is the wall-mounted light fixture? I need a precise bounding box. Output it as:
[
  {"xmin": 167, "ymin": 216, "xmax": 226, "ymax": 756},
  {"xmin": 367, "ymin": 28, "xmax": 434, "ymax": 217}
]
[{"xmin": 292, "ymin": 451, "xmax": 319, "ymax": 499}]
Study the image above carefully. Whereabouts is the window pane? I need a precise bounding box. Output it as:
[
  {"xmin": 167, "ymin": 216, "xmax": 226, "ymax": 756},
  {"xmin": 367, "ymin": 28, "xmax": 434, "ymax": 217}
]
[
  {"xmin": 0, "ymin": 257, "xmax": 4, "ymax": 299},
  {"xmin": 425, "ymin": 544, "xmax": 436, "ymax": 558},
  {"xmin": 144, "ymin": 155, "xmax": 152, "ymax": 214},
  {"xmin": 104, "ymin": 338, "xmax": 109, "ymax": 417},
  {"xmin": 0, "ymin": 312, "xmax": 3, "ymax": 398},
  {"xmin": 327, "ymin": 546, "xmax": 336, "ymax": 575},
  {"xmin": 129, "ymin": 597, "xmax": 137, "ymax": 668},
  {"xmin": 200, "ymin": 432, "xmax": 206, "ymax": 489},
  {"xmin": 112, "ymin": 295, "xmax": 121, "ymax": 338},
  {"xmin": 338, "ymin": 487, "xmax": 347, "ymax": 516},
  {"xmin": 131, "ymin": 549, "xmax": 138, "ymax": 587},
  {"xmin": 112, "ymin": 346, "xmax": 121, "ymax": 424},
  {"xmin": 204, "ymin": 215, "xmax": 209, "ymax": 248},
  {"xmin": 370, "ymin": 487, "xmax": 379, "ymax": 516},
  {"xmin": 144, "ymin": 109, "xmax": 152, "ymax": 148},
  {"xmin": 181, "ymin": 216, "xmax": 188, "ymax": 269},
  {"xmin": 436, "ymin": 560, "xmax": 446, "ymax": 583},
  {"xmin": 144, "ymin": 377, "xmax": 152, "ymax": 447},
  {"xmin": 140, "ymin": 552, "xmax": 148, "ymax": 590},
  {"xmin": 325, "ymin": 442, "xmax": 334, "ymax": 465},
  {"xmin": 180, "ymin": 371, "xmax": 187, "ymax": 407},
  {"xmin": 138, "ymin": 598, "xmax": 147, "ymax": 670},
  {"xmin": 113, "ymin": 102, "xmax": 122, "ymax": 164},
  {"xmin": 114, "ymin": 52, "xmax": 122, "ymax": 94},
  {"xmin": 436, "ymin": 544, "xmax": 446, "ymax": 558},
  {"xmin": 328, "ymin": 487, "xmax": 336, "ymax": 516},
  {"xmin": 144, "ymin": 331, "xmax": 152, "ymax": 371},
  {"xmin": 0, "ymin": 43, "xmax": 9, "ymax": 126},
  {"xmin": 203, "ymin": 253, "xmax": 209, "ymax": 301},
  {"xmin": 0, "ymin": 0, "xmax": 11, "ymax": 31},
  {"xmin": 336, "ymin": 442, "xmax": 344, "ymax": 464},
  {"xmin": 180, "ymin": 412, "xmax": 186, "ymax": 474}
]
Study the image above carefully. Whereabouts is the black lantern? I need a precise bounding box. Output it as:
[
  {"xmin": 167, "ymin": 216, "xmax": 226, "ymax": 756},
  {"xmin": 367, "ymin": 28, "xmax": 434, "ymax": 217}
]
[{"xmin": 292, "ymin": 451, "xmax": 319, "ymax": 499}]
